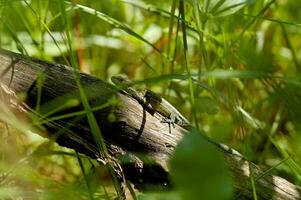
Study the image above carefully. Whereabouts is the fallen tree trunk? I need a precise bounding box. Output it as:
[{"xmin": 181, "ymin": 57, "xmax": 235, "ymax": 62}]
[{"xmin": 0, "ymin": 48, "xmax": 300, "ymax": 199}]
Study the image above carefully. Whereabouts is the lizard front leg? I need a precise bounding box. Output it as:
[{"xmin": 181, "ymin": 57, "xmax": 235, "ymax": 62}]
[{"xmin": 160, "ymin": 113, "xmax": 176, "ymax": 134}]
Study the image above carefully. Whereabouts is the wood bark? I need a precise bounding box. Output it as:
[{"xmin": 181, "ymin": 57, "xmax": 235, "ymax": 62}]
[{"xmin": 0, "ymin": 48, "xmax": 300, "ymax": 199}]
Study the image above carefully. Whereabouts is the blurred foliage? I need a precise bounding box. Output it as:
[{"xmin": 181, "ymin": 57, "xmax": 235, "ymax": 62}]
[
  {"xmin": 170, "ymin": 129, "xmax": 232, "ymax": 200},
  {"xmin": 1, "ymin": 0, "xmax": 301, "ymax": 199}
]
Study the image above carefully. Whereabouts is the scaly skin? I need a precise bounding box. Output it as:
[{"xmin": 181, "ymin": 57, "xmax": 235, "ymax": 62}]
[
  {"xmin": 144, "ymin": 90, "xmax": 191, "ymax": 130},
  {"xmin": 111, "ymin": 75, "xmax": 191, "ymax": 132}
]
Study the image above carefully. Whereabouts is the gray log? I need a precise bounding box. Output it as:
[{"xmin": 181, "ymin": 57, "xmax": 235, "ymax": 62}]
[{"xmin": 0, "ymin": 49, "xmax": 300, "ymax": 199}]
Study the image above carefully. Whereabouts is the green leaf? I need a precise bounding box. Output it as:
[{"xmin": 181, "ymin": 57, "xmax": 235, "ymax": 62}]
[
  {"xmin": 194, "ymin": 0, "xmax": 251, "ymax": 17},
  {"xmin": 170, "ymin": 129, "xmax": 233, "ymax": 200}
]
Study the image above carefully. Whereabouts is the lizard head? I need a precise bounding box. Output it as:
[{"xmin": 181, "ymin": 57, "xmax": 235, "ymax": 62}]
[{"xmin": 111, "ymin": 75, "xmax": 131, "ymax": 86}]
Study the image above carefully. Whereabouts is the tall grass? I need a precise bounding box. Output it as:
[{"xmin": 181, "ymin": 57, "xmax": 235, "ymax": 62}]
[{"xmin": 1, "ymin": 0, "xmax": 301, "ymax": 199}]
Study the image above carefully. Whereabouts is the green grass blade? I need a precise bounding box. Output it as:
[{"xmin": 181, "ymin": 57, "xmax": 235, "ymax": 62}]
[
  {"xmin": 238, "ymin": 0, "xmax": 276, "ymax": 38},
  {"xmin": 68, "ymin": 1, "xmax": 164, "ymax": 56},
  {"xmin": 280, "ymin": 24, "xmax": 300, "ymax": 71},
  {"xmin": 58, "ymin": 1, "xmax": 124, "ymax": 198},
  {"xmin": 179, "ymin": 0, "xmax": 198, "ymax": 128},
  {"xmin": 77, "ymin": 154, "xmax": 94, "ymax": 200}
]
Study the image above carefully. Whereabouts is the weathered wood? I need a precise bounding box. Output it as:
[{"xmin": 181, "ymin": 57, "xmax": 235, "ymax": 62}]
[
  {"xmin": 0, "ymin": 48, "xmax": 174, "ymax": 189},
  {"xmin": 0, "ymin": 49, "xmax": 301, "ymax": 199}
]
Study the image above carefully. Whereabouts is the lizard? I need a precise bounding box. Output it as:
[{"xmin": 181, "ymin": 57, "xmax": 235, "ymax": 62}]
[
  {"xmin": 111, "ymin": 75, "xmax": 191, "ymax": 132},
  {"xmin": 112, "ymin": 76, "xmax": 243, "ymax": 164}
]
